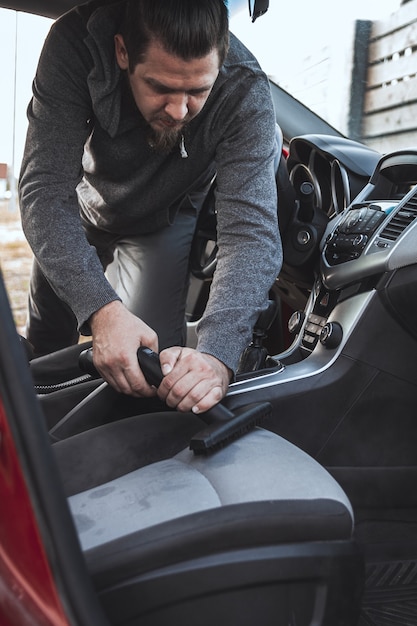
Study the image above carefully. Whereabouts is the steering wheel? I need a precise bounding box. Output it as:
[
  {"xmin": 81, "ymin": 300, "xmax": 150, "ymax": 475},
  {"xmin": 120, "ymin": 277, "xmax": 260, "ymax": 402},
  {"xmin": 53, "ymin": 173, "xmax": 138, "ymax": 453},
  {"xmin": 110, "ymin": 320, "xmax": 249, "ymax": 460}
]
[
  {"xmin": 190, "ymin": 235, "xmax": 218, "ymax": 279},
  {"xmin": 188, "ymin": 142, "xmax": 328, "ymax": 280},
  {"xmin": 189, "ymin": 180, "xmax": 218, "ymax": 279}
]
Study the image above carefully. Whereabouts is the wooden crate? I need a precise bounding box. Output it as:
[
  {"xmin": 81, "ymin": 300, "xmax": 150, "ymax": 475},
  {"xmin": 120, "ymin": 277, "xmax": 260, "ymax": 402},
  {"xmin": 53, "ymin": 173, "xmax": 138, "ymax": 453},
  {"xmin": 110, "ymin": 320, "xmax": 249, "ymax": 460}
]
[{"xmin": 363, "ymin": 0, "xmax": 417, "ymax": 151}]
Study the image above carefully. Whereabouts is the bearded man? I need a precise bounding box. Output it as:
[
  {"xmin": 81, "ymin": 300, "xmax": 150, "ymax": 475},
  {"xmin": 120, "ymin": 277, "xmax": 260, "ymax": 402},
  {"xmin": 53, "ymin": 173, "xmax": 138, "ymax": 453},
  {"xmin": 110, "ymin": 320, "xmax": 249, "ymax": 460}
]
[{"xmin": 19, "ymin": 0, "xmax": 281, "ymax": 412}]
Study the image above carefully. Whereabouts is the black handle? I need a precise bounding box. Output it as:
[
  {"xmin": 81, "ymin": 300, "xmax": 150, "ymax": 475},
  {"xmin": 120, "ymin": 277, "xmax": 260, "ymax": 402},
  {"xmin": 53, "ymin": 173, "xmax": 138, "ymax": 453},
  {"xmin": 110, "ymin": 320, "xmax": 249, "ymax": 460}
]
[
  {"xmin": 78, "ymin": 346, "xmax": 99, "ymax": 377},
  {"xmin": 136, "ymin": 347, "xmax": 165, "ymax": 387}
]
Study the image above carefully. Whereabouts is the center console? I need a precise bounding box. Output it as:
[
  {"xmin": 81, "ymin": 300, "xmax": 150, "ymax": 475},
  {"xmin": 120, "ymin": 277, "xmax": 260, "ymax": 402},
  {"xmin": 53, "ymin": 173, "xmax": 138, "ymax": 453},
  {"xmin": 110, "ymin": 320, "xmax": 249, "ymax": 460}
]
[{"xmin": 227, "ymin": 148, "xmax": 417, "ymax": 398}]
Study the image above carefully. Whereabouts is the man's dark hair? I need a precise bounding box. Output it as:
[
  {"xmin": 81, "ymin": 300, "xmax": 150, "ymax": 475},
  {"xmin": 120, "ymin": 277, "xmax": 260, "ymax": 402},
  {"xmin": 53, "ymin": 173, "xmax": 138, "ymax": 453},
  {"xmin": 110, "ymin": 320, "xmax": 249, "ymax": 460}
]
[{"xmin": 119, "ymin": 0, "xmax": 229, "ymax": 71}]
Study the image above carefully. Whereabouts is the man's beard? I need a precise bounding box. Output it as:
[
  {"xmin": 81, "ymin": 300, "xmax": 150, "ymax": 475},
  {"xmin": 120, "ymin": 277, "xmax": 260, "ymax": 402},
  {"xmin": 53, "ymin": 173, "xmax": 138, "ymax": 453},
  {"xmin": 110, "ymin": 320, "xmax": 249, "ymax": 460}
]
[{"xmin": 147, "ymin": 124, "xmax": 186, "ymax": 154}]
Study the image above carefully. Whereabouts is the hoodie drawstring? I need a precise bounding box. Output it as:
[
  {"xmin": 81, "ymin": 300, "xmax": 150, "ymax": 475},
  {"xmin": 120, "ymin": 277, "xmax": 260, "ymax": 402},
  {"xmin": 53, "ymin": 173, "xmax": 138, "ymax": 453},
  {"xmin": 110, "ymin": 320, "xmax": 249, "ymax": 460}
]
[{"xmin": 180, "ymin": 134, "xmax": 188, "ymax": 158}]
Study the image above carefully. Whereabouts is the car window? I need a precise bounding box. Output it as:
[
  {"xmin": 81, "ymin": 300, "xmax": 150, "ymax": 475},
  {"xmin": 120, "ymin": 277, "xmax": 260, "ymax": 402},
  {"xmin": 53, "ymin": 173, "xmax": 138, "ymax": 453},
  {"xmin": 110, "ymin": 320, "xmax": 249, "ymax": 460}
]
[{"xmin": 0, "ymin": 8, "xmax": 51, "ymax": 206}]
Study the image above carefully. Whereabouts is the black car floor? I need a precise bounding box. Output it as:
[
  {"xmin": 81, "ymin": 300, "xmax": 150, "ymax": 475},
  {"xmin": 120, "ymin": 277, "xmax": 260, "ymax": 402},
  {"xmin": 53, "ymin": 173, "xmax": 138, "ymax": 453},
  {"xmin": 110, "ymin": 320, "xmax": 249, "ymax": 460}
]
[{"xmin": 355, "ymin": 509, "xmax": 417, "ymax": 626}]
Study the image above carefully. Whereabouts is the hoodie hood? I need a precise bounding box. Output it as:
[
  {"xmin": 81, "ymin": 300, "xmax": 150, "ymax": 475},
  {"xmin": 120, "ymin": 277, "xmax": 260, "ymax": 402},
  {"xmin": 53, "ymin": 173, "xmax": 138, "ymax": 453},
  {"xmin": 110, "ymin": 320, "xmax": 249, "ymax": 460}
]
[{"xmin": 84, "ymin": 1, "xmax": 125, "ymax": 137}]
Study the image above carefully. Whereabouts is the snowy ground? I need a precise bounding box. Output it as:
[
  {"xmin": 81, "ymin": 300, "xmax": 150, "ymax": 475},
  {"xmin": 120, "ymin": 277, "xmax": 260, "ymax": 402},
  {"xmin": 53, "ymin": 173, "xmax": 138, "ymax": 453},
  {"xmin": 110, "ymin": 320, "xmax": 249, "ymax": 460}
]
[{"xmin": 0, "ymin": 201, "xmax": 33, "ymax": 334}]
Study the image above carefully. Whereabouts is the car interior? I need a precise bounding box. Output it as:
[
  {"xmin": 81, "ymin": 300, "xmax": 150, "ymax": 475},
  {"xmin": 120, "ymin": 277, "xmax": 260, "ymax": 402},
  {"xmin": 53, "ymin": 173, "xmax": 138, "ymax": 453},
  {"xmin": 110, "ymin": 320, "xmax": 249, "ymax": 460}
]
[
  {"xmin": 1, "ymin": 1, "xmax": 417, "ymax": 625},
  {"xmin": 4, "ymin": 125, "xmax": 417, "ymax": 626}
]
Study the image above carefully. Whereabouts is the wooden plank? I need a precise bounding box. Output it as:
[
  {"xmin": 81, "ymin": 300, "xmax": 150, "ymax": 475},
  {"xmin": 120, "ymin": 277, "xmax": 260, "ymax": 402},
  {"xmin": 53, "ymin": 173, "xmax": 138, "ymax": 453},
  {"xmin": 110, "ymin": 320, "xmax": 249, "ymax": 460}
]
[
  {"xmin": 364, "ymin": 79, "xmax": 417, "ymax": 114},
  {"xmin": 368, "ymin": 21, "xmax": 417, "ymax": 63},
  {"xmin": 363, "ymin": 130, "xmax": 417, "ymax": 153},
  {"xmin": 371, "ymin": 0, "xmax": 417, "ymax": 39},
  {"xmin": 363, "ymin": 101, "xmax": 417, "ymax": 137},
  {"xmin": 367, "ymin": 52, "xmax": 417, "ymax": 87}
]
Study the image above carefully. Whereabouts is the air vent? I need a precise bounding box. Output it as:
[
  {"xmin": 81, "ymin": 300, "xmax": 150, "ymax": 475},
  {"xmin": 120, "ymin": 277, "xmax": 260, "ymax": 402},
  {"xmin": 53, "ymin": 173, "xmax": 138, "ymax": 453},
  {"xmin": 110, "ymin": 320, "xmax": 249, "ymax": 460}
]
[{"xmin": 379, "ymin": 194, "xmax": 417, "ymax": 242}]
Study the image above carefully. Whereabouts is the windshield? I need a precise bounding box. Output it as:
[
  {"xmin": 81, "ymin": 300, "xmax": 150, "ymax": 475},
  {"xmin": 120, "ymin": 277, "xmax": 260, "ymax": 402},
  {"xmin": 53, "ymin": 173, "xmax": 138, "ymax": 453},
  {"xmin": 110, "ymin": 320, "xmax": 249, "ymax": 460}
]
[{"xmin": 230, "ymin": 0, "xmax": 405, "ymax": 153}]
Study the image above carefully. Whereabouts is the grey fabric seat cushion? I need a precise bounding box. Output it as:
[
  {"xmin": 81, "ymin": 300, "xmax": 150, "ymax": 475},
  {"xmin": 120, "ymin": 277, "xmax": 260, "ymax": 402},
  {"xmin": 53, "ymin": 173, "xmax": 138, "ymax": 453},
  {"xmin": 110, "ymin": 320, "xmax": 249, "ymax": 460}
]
[{"xmin": 69, "ymin": 427, "xmax": 353, "ymax": 558}]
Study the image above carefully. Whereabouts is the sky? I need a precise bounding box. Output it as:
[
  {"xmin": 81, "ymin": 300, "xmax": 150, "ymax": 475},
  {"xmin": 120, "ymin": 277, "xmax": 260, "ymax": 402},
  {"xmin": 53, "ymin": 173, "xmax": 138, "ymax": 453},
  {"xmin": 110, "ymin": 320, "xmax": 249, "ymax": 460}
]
[
  {"xmin": 0, "ymin": 0, "xmax": 401, "ymax": 176},
  {"xmin": 231, "ymin": 0, "xmax": 401, "ymax": 79}
]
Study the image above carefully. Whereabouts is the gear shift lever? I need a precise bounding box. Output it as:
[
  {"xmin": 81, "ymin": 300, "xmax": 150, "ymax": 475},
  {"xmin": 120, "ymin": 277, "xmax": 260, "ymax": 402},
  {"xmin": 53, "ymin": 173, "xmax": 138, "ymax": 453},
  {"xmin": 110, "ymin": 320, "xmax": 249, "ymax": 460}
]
[{"xmin": 237, "ymin": 300, "xmax": 279, "ymax": 374}]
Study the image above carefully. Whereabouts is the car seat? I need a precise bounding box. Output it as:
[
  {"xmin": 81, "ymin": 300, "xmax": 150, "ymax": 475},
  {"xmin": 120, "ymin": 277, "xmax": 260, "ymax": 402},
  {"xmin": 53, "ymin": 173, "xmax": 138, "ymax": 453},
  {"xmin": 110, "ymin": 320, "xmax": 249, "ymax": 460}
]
[{"xmin": 51, "ymin": 405, "xmax": 364, "ymax": 626}]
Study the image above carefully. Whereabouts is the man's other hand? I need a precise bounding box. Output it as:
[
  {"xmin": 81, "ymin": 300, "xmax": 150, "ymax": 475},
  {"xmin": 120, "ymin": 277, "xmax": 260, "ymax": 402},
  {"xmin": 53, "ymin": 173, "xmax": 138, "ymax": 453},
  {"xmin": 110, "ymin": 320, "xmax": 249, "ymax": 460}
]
[
  {"xmin": 90, "ymin": 301, "xmax": 159, "ymax": 397},
  {"xmin": 158, "ymin": 347, "xmax": 232, "ymax": 413}
]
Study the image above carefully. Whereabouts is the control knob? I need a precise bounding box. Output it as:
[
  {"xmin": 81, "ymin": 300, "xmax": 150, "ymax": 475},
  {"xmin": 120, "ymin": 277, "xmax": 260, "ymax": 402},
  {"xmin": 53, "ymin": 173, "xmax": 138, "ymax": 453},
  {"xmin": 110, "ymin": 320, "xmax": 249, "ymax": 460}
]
[
  {"xmin": 288, "ymin": 310, "xmax": 305, "ymax": 335},
  {"xmin": 320, "ymin": 322, "xmax": 343, "ymax": 349}
]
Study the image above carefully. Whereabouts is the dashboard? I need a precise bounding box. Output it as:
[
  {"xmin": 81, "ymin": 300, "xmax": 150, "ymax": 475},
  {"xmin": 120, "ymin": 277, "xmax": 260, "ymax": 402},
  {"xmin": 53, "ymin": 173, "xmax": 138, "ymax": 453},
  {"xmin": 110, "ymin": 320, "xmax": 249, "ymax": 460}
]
[
  {"xmin": 286, "ymin": 134, "xmax": 381, "ymax": 218},
  {"xmin": 275, "ymin": 138, "xmax": 417, "ymax": 354},
  {"xmin": 275, "ymin": 134, "xmax": 380, "ymax": 311}
]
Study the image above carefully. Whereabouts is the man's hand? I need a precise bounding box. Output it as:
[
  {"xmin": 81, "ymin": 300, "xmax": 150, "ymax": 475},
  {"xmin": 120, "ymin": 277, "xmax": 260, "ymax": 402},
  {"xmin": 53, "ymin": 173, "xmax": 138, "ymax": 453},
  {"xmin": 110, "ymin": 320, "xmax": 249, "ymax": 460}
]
[
  {"xmin": 90, "ymin": 301, "xmax": 159, "ymax": 397},
  {"xmin": 157, "ymin": 347, "xmax": 232, "ymax": 413}
]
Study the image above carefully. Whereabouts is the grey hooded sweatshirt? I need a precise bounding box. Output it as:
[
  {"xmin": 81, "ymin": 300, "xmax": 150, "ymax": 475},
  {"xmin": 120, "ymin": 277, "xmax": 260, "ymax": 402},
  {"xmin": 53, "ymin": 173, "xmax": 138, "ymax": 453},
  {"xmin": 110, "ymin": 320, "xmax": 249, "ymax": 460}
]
[{"xmin": 19, "ymin": 0, "xmax": 282, "ymax": 373}]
